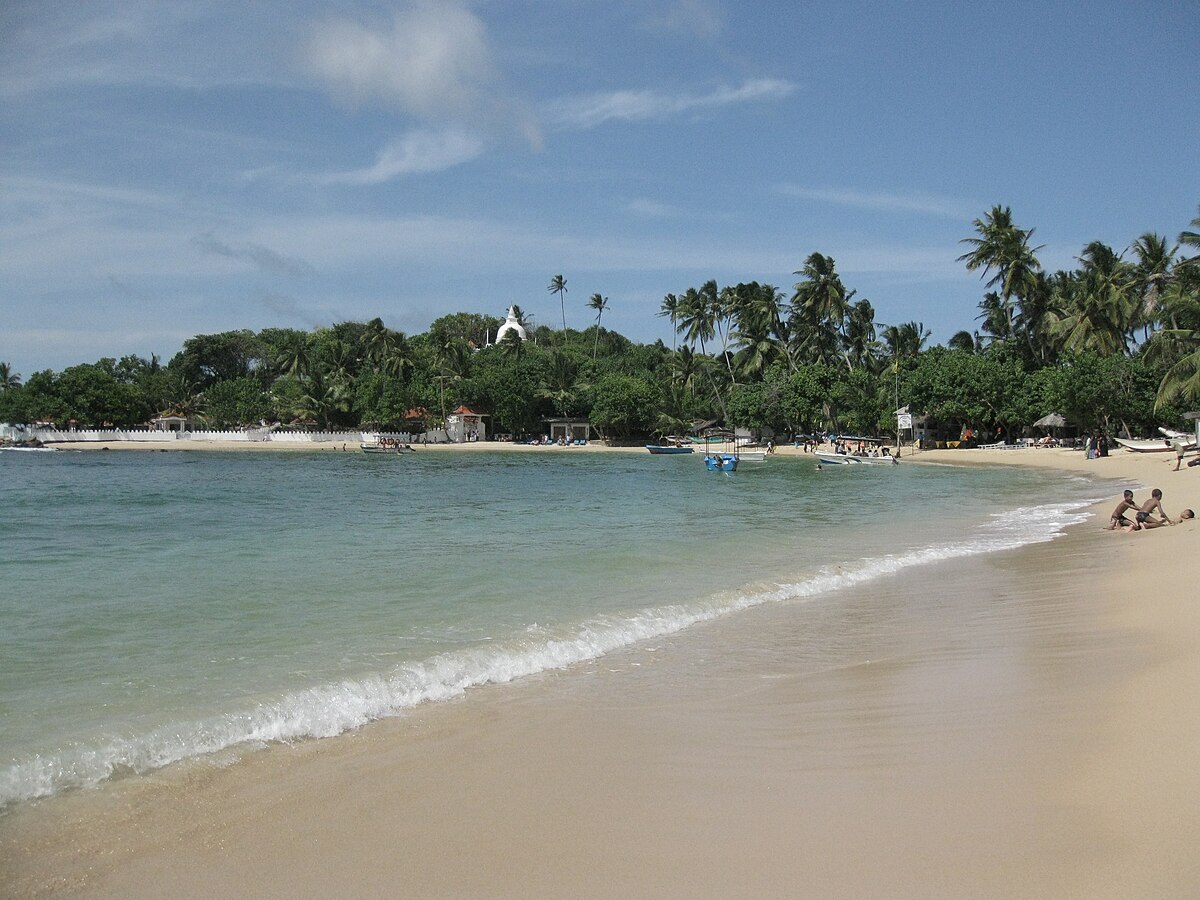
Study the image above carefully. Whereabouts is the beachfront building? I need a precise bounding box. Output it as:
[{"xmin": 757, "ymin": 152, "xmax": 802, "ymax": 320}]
[
  {"xmin": 151, "ymin": 412, "xmax": 189, "ymax": 432},
  {"xmin": 544, "ymin": 417, "xmax": 591, "ymax": 443},
  {"xmin": 446, "ymin": 405, "xmax": 488, "ymax": 443}
]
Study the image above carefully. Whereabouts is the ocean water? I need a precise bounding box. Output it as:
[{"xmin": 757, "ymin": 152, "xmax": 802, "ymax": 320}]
[{"xmin": 0, "ymin": 447, "xmax": 1110, "ymax": 808}]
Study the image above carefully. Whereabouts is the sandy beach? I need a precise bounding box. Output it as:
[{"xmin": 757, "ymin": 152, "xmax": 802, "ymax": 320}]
[{"xmin": 4, "ymin": 443, "xmax": 1199, "ymax": 897}]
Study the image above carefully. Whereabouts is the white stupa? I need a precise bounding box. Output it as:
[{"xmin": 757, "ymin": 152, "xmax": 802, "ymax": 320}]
[{"xmin": 494, "ymin": 306, "xmax": 527, "ymax": 343}]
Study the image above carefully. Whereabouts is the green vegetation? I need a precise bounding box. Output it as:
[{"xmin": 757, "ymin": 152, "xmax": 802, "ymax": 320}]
[{"xmin": 3, "ymin": 206, "xmax": 1199, "ymax": 440}]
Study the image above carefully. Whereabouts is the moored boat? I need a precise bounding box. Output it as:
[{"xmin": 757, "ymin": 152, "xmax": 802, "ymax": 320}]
[
  {"xmin": 646, "ymin": 444, "xmax": 694, "ymax": 454},
  {"xmin": 704, "ymin": 453, "xmax": 738, "ymax": 472}
]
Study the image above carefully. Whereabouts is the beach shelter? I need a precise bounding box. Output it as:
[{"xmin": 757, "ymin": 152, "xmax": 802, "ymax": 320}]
[{"xmin": 1033, "ymin": 413, "xmax": 1066, "ymax": 428}]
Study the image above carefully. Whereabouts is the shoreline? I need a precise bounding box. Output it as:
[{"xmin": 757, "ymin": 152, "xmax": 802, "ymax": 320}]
[{"xmin": 4, "ymin": 447, "xmax": 1200, "ymax": 896}]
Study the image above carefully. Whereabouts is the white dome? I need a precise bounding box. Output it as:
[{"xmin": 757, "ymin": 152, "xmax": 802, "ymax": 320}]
[{"xmin": 495, "ymin": 306, "xmax": 527, "ymax": 343}]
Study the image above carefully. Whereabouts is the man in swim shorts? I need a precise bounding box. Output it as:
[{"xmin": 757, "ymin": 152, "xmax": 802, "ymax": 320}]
[{"xmin": 1106, "ymin": 489, "xmax": 1137, "ymax": 530}]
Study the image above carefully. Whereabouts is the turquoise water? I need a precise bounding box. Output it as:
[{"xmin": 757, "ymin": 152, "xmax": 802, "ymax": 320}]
[{"xmin": 0, "ymin": 448, "xmax": 1110, "ymax": 807}]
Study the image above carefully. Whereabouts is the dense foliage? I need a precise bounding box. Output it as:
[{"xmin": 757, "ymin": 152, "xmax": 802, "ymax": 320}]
[{"xmin": 3, "ymin": 206, "xmax": 1199, "ymax": 441}]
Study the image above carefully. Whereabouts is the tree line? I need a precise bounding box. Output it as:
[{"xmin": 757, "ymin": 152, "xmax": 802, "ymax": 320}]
[{"xmin": 2, "ymin": 206, "xmax": 1198, "ymax": 442}]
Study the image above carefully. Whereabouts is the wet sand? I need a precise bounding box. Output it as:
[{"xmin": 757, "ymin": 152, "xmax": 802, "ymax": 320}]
[{"xmin": 4, "ymin": 445, "xmax": 1200, "ymax": 897}]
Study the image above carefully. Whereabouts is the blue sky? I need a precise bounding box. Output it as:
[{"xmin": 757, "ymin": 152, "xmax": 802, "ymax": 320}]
[{"xmin": 2, "ymin": 0, "xmax": 1197, "ymax": 376}]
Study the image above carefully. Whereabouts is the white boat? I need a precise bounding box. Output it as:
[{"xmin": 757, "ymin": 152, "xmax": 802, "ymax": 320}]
[
  {"xmin": 1114, "ymin": 437, "xmax": 1193, "ymax": 453},
  {"xmin": 815, "ymin": 451, "xmax": 898, "ymax": 466}
]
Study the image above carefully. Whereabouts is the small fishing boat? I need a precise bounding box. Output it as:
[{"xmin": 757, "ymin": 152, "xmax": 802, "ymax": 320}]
[
  {"xmin": 361, "ymin": 438, "xmax": 416, "ymax": 454},
  {"xmin": 1113, "ymin": 437, "xmax": 1191, "ymax": 453},
  {"xmin": 646, "ymin": 444, "xmax": 694, "ymax": 454},
  {"xmin": 815, "ymin": 451, "xmax": 898, "ymax": 466},
  {"xmin": 704, "ymin": 453, "xmax": 738, "ymax": 472}
]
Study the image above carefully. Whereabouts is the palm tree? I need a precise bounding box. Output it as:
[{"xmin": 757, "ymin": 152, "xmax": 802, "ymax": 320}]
[
  {"xmin": 1131, "ymin": 233, "xmax": 1177, "ymax": 336},
  {"xmin": 791, "ymin": 252, "xmax": 851, "ymax": 366},
  {"xmin": 587, "ymin": 293, "xmax": 609, "ymax": 360},
  {"xmin": 882, "ymin": 321, "xmax": 931, "ymax": 360},
  {"xmin": 658, "ymin": 293, "xmax": 681, "ymax": 349},
  {"xmin": 294, "ymin": 369, "xmax": 349, "ymax": 429},
  {"xmin": 958, "ymin": 205, "xmax": 1044, "ymax": 341},
  {"xmin": 548, "ymin": 274, "xmax": 568, "ymax": 332},
  {"xmin": 1179, "ymin": 206, "xmax": 1200, "ymax": 268},
  {"xmin": 678, "ymin": 287, "xmax": 714, "ymax": 354},
  {"xmin": 1049, "ymin": 243, "xmax": 1138, "ymax": 356},
  {"xmin": 946, "ymin": 330, "xmax": 981, "ymax": 353},
  {"xmin": 0, "ymin": 362, "xmax": 21, "ymax": 391}
]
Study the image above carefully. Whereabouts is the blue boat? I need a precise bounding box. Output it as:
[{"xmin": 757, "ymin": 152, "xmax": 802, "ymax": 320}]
[{"xmin": 704, "ymin": 453, "xmax": 738, "ymax": 472}]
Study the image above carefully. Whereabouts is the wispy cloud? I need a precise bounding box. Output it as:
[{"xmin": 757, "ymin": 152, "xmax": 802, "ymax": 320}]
[
  {"xmin": 642, "ymin": 0, "xmax": 726, "ymax": 41},
  {"xmin": 192, "ymin": 232, "xmax": 316, "ymax": 278},
  {"xmin": 303, "ymin": 2, "xmax": 541, "ymax": 148},
  {"xmin": 316, "ymin": 129, "xmax": 484, "ymax": 185},
  {"xmin": 546, "ymin": 78, "xmax": 794, "ymax": 130},
  {"xmin": 626, "ymin": 198, "xmax": 684, "ymax": 218},
  {"xmin": 776, "ymin": 185, "xmax": 971, "ymax": 220}
]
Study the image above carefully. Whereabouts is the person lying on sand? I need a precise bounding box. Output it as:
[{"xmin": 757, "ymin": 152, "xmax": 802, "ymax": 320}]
[
  {"xmin": 1124, "ymin": 488, "xmax": 1175, "ymax": 531},
  {"xmin": 1106, "ymin": 489, "xmax": 1138, "ymax": 530}
]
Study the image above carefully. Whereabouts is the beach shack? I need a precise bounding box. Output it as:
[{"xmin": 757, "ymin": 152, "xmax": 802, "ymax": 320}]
[
  {"xmin": 446, "ymin": 405, "xmax": 488, "ymax": 443},
  {"xmin": 151, "ymin": 412, "xmax": 189, "ymax": 432},
  {"xmin": 544, "ymin": 417, "xmax": 591, "ymax": 443}
]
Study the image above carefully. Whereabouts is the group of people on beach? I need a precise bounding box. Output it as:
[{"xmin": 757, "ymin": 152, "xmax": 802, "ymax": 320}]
[{"xmin": 1106, "ymin": 488, "xmax": 1194, "ymax": 532}]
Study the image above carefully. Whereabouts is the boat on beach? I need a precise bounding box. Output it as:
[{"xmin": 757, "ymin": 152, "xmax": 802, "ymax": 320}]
[{"xmin": 1114, "ymin": 436, "xmax": 1194, "ymax": 453}]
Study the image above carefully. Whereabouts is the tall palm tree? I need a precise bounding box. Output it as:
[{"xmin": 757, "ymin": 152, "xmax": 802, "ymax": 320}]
[
  {"xmin": 1131, "ymin": 233, "xmax": 1176, "ymax": 336},
  {"xmin": 1049, "ymin": 243, "xmax": 1138, "ymax": 356},
  {"xmin": 587, "ymin": 293, "xmax": 609, "ymax": 360},
  {"xmin": 678, "ymin": 287, "xmax": 714, "ymax": 354},
  {"xmin": 791, "ymin": 252, "xmax": 850, "ymax": 366},
  {"xmin": 658, "ymin": 293, "xmax": 681, "ymax": 349},
  {"xmin": 958, "ymin": 205, "xmax": 1044, "ymax": 341},
  {"xmin": 1178, "ymin": 206, "xmax": 1200, "ymax": 268},
  {"xmin": 0, "ymin": 361, "xmax": 21, "ymax": 391},
  {"xmin": 882, "ymin": 321, "xmax": 931, "ymax": 360},
  {"xmin": 548, "ymin": 274, "xmax": 568, "ymax": 332}
]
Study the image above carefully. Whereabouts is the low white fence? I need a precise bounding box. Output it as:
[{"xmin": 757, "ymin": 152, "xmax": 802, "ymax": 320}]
[{"xmin": 22, "ymin": 427, "xmax": 453, "ymax": 445}]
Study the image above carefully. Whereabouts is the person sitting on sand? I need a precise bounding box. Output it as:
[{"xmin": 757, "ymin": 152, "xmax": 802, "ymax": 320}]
[
  {"xmin": 1125, "ymin": 488, "xmax": 1174, "ymax": 531},
  {"xmin": 1106, "ymin": 490, "xmax": 1138, "ymax": 530}
]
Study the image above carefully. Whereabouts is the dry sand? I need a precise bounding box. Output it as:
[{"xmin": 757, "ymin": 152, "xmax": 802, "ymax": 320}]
[{"xmin": 3, "ymin": 444, "xmax": 1199, "ymax": 898}]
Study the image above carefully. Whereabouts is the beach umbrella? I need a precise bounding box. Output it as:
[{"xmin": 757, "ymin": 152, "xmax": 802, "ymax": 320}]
[{"xmin": 1033, "ymin": 413, "xmax": 1066, "ymax": 428}]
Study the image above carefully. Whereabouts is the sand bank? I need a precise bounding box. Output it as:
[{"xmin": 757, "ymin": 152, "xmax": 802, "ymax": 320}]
[{"xmin": 4, "ymin": 446, "xmax": 1200, "ymax": 897}]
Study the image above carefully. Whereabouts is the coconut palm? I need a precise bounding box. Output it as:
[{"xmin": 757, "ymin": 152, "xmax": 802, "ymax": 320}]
[
  {"xmin": 587, "ymin": 293, "xmax": 609, "ymax": 360},
  {"xmin": 791, "ymin": 252, "xmax": 851, "ymax": 366},
  {"xmin": 946, "ymin": 330, "xmax": 981, "ymax": 353},
  {"xmin": 658, "ymin": 293, "xmax": 681, "ymax": 349},
  {"xmin": 1049, "ymin": 243, "xmax": 1138, "ymax": 356},
  {"xmin": 677, "ymin": 287, "xmax": 714, "ymax": 354},
  {"xmin": 882, "ymin": 321, "xmax": 931, "ymax": 360},
  {"xmin": 0, "ymin": 362, "xmax": 20, "ymax": 391},
  {"xmin": 1179, "ymin": 206, "xmax": 1200, "ymax": 268},
  {"xmin": 958, "ymin": 206, "xmax": 1043, "ymax": 340},
  {"xmin": 1131, "ymin": 233, "xmax": 1177, "ymax": 336},
  {"xmin": 548, "ymin": 274, "xmax": 568, "ymax": 332}
]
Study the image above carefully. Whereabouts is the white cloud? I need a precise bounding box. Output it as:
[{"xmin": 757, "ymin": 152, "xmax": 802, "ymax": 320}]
[
  {"xmin": 642, "ymin": 0, "xmax": 726, "ymax": 41},
  {"xmin": 317, "ymin": 130, "xmax": 484, "ymax": 185},
  {"xmin": 303, "ymin": 2, "xmax": 540, "ymax": 147},
  {"xmin": 626, "ymin": 198, "xmax": 684, "ymax": 218},
  {"xmin": 776, "ymin": 185, "xmax": 971, "ymax": 220},
  {"xmin": 546, "ymin": 78, "xmax": 794, "ymax": 130}
]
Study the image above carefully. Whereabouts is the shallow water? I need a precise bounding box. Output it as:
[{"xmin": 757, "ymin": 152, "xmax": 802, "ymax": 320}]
[{"xmin": 0, "ymin": 447, "xmax": 1112, "ymax": 807}]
